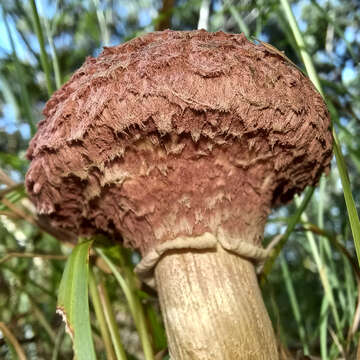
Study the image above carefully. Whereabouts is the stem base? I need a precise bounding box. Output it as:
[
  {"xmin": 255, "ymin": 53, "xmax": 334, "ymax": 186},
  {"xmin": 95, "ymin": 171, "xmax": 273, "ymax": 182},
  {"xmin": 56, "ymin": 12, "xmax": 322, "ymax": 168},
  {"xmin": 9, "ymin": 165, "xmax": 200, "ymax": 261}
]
[{"xmin": 155, "ymin": 245, "xmax": 278, "ymax": 359}]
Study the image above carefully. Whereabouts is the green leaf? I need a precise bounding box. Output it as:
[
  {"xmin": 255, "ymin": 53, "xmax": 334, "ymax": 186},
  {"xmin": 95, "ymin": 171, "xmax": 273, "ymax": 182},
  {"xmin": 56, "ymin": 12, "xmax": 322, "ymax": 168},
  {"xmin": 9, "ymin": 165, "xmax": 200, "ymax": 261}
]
[{"xmin": 57, "ymin": 239, "xmax": 96, "ymax": 360}]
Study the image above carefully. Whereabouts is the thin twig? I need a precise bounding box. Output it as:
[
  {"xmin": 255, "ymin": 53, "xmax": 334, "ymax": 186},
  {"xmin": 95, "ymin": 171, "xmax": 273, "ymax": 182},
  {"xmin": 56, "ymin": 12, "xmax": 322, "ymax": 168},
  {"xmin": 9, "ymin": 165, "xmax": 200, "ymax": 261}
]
[
  {"xmin": 0, "ymin": 183, "xmax": 24, "ymax": 199},
  {"xmin": 329, "ymin": 327, "xmax": 345, "ymax": 358},
  {"xmin": 1, "ymin": 197, "xmax": 38, "ymax": 226},
  {"xmin": 155, "ymin": 349, "xmax": 168, "ymax": 360},
  {"xmin": 257, "ymin": 234, "xmax": 282, "ymax": 274},
  {"xmin": 302, "ymin": 223, "xmax": 360, "ymax": 280},
  {"xmin": 0, "ymin": 170, "xmax": 76, "ymax": 244},
  {"xmin": 0, "ymin": 322, "xmax": 27, "ymax": 360},
  {"xmin": 0, "ymin": 169, "xmax": 35, "ymax": 214},
  {"xmin": 0, "ymin": 252, "xmax": 67, "ymax": 264},
  {"xmin": 0, "ymin": 210, "xmax": 21, "ymax": 219},
  {"xmin": 260, "ymin": 188, "xmax": 315, "ymax": 283},
  {"xmin": 265, "ymin": 234, "xmax": 284, "ymax": 254},
  {"xmin": 349, "ymin": 283, "xmax": 360, "ymax": 339},
  {"xmin": 0, "ymin": 168, "xmax": 16, "ymax": 187}
]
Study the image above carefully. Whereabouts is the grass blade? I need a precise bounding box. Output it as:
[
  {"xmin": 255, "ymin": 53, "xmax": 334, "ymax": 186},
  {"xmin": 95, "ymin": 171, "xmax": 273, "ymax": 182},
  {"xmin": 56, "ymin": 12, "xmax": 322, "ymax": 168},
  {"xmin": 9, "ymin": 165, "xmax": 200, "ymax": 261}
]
[
  {"xmin": 333, "ymin": 135, "xmax": 360, "ymax": 264},
  {"xmin": 296, "ymin": 198, "xmax": 341, "ymax": 336},
  {"xmin": 97, "ymin": 248, "xmax": 155, "ymax": 360},
  {"xmin": 261, "ymin": 187, "xmax": 315, "ymax": 283},
  {"xmin": 279, "ymin": 0, "xmax": 360, "ymax": 268},
  {"xmin": 279, "ymin": 0, "xmax": 322, "ymax": 94},
  {"xmin": 319, "ymin": 298, "xmax": 329, "ymax": 360},
  {"xmin": 37, "ymin": 0, "xmax": 62, "ymax": 89},
  {"xmin": 1, "ymin": 7, "xmax": 36, "ymax": 135},
  {"xmin": 29, "ymin": 0, "xmax": 54, "ymax": 95},
  {"xmin": 145, "ymin": 305, "xmax": 167, "ymax": 352},
  {"xmin": 89, "ymin": 267, "xmax": 116, "ymax": 360},
  {"xmin": 280, "ymin": 254, "xmax": 309, "ymax": 354},
  {"xmin": 228, "ymin": 4, "xmax": 250, "ymax": 38},
  {"xmin": 92, "ymin": 0, "xmax": 110, "ymax": 46},
  {"xmin": 97, "ymin": 276, "xmax": 128, "ymax": 360},
  {"xmin": 57, "ymin": 239, "xmax": 96, "ymax": 360},
  {"xmin": 309, "ymin": 0, "xmax": 357, "ymax": 62}
]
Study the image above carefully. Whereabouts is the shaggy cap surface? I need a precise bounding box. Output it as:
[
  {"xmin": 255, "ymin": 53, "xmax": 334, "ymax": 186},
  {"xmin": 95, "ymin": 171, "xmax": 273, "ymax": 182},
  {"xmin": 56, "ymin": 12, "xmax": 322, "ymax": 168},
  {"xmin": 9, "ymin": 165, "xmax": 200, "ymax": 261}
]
[{"xmin": 26, "ymin": 30, "xmax": 332, "ymax": 255}]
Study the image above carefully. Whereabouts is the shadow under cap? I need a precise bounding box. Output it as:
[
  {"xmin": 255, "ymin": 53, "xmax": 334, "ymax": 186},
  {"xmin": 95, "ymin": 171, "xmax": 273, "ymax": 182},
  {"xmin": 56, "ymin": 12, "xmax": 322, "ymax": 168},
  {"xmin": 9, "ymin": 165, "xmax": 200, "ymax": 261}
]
[{"xmin": 25, "ymin": 30, "xmax": 333, "ymax": 267}]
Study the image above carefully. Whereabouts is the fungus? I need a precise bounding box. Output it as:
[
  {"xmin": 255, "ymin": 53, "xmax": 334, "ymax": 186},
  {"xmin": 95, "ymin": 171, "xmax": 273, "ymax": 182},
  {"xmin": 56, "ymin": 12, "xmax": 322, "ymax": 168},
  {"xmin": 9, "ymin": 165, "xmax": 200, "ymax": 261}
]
[{"xmin": 26, "ymin": 30, "xmax": 333, "ymax": 359}]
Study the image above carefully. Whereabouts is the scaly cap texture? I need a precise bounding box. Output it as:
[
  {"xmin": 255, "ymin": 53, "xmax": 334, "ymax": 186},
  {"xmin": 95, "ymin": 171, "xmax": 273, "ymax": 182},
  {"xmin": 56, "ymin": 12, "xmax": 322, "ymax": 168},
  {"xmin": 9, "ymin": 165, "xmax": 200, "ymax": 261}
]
[{"xmin": 26, "ymin": 30, "xmax": 332, "ymax": 258}]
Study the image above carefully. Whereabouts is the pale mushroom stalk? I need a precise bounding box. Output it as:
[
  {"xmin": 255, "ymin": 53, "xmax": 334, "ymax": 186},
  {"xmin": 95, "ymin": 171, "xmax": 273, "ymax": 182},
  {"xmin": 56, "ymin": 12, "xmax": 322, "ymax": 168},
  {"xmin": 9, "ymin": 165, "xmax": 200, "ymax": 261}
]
[
  {"xmin": 155, "ymin": 246, "xmax": 277, "ymax": 358},
  {"xmin": 26, "ymin": 30, "xmax": 333, "ymax": 359}
]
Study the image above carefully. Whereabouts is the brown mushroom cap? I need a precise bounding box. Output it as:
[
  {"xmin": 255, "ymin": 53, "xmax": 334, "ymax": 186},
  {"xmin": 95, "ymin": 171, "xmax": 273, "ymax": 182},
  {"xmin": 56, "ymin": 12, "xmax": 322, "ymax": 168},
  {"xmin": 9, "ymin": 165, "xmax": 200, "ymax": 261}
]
[{"xmin": 26, "ymin": 30, "xmax": 332, "ymax": 259}]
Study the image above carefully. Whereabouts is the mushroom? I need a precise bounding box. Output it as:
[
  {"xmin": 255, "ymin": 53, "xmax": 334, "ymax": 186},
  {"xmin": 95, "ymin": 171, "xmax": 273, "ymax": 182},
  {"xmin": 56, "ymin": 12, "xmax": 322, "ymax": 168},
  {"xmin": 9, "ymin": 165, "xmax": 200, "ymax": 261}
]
[{"xmin": 25, "ymin": 30, "xmax": 333, "ymax": 359}]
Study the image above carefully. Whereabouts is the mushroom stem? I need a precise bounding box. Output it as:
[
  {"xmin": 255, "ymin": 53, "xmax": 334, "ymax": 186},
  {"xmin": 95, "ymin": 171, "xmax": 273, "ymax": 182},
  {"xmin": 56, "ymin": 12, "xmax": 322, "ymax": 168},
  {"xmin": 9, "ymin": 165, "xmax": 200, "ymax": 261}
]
[{"xmin": 155, "ymin": 244, "xmax": 278, "ymax": 359}]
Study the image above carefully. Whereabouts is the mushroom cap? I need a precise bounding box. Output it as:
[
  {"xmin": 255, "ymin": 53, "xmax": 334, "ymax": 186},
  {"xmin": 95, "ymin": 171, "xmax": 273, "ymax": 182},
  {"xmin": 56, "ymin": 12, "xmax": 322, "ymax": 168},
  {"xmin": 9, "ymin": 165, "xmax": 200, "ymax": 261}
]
[{"xmin": 26, "ymin": 30, "xmax": 332, "ymax": 256}]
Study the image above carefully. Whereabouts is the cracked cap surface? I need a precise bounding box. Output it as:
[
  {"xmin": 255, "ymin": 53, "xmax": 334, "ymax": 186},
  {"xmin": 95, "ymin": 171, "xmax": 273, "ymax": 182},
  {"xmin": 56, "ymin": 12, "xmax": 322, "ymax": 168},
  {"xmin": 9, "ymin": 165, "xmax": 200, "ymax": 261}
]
[{"xmin": 26, "ymin": 30, "xmax": 333, "ymax": 255}]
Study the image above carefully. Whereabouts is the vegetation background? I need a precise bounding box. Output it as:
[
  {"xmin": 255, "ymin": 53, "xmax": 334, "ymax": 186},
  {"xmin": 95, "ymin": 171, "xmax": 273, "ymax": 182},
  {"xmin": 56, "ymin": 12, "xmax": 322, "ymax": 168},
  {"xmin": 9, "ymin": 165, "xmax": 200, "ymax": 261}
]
[{"xmin": 0, "ymin": 0, "xmax": 359, "ymax": 359}]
